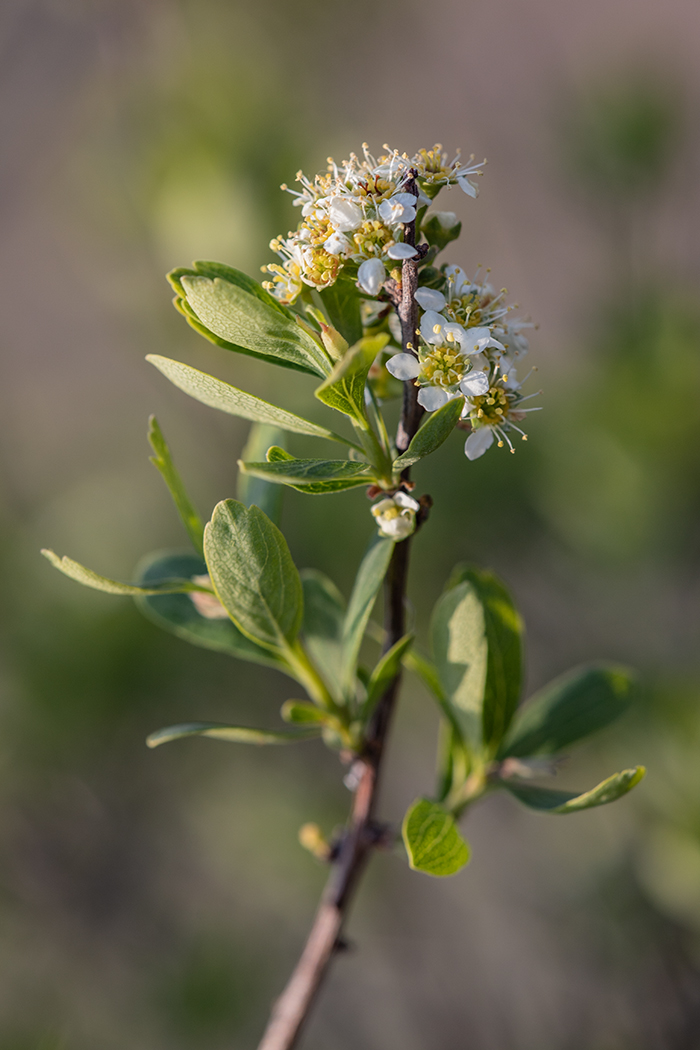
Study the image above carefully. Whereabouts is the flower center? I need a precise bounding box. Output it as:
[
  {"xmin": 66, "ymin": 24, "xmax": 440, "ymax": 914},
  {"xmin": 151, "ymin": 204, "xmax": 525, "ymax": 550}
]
[
  {"xmin": 421, "ymin": 347, "xmax": 466, "ymax": 387},
  {"xmin": 469, "ymin": 383, "xmax": 510, "ymax": 425}
]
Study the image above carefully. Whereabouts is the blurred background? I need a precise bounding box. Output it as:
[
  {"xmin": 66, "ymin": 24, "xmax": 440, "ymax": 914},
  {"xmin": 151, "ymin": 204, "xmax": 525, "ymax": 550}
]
[{"xmin": 2, "ymin": 0, "xmax": 700, "ymax": 1047}]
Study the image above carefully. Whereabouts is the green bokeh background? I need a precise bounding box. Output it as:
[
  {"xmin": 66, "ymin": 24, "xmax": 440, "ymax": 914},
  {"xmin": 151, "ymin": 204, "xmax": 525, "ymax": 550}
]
[{"xmin": 2, "ymin": 1, "xmax": 700, "ymax": 1047}]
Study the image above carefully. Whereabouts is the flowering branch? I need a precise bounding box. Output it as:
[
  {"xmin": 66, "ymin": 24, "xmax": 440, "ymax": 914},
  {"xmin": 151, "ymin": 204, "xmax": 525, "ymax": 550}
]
[
  {"xmin": 256, "ymin": 179, "xmax": 422, "ymax": 1050},
  {"xmin": 41, "ymin": 141, "xmax": 646, "ymax": 1050}
]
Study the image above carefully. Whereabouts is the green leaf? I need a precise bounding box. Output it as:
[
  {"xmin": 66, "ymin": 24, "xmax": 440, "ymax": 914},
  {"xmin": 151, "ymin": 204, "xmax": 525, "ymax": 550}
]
[
  {"xmin": 402, "ymin": 798, "xmax": 470, "ymax": 876},
  {"xmin": 239, "ymin": 454, "xmax": 373, "ymax": 494},
  {"xmin": 450, "ymin": 567, "xmax": 523, "ymax": 750},
  {"xmin": 319, "ymin": 276, "xmax": 363, "ymax": 345},
  {"xmin": 281, "ymin": 700, "xmax": 329, "ymax": 724},
  {"xmin": 170, "ymin": 262, "xmax": 330, "ymax": 377},
  {"xmin": 147, "ymin": 721, "xmax": 320, "ymax": 749},
  {"xmin": 393, "ymin": 396, "xmax": 464, "ymax": 470},
  {"xmin": 146, "ymin": 355, "xmax": 354, "ymax": 447},
  {"xmin": 204, "ymin": 499, "xmax": 303, "ymax": 652},
  {"xmin": 41, "ymin": 549, "xmax": 202, "ymax": 596},
  {"xmin": 362, "ymin": 633, "xmax": 414, "ymax": 718},
  {"xmin": 402, "ymin": 647, "xmax": 465, "ymax": 741},
  {"xmin": 500, "ymin": 664, "xmax": 636, "ymax": 759},
  {"xmin": 432, "ymin": 569, "xmax": 523, "ymax": 751},
  {"xmin": 300, "ymin": 570, "xmax": 346, "ymax": 700},
  {"xmin": 503, "ymin": 766, "xmax": 646, "ymax": 814},
  {"xmin": 315, "ymin": 334, "xmax": 389, "ymax": 425},
  {"xmin": 430, "ymin": 580, "xmax": 488, "ymax": 749},
  {"xmin": 134, "ymin": 551, "xmax": 286, "ymax": 670},
  {"xmin": 340, "ymin": 538, "xmax": 395, "ymax": 695},
  {"xmin": 148, "ymin": 416, "xmax": 204, "ymax": 555}
]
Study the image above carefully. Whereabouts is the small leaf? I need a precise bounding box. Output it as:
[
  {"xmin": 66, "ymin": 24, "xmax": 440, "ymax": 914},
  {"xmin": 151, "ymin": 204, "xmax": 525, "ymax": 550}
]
[
  {"xmin": 41, "ymin": 549, "xmax": 201, "ymax": 596},
  {"xmin": 147, "ymin": 721, "xmax": 320, "ymax": 748},
  {"xmin": 393, "ymin": 396, "xmax": 464, "ymax": 470},
  {"xmin": 281, "ymin": 700, "xmax": 328, "ymax": 724},
  {"xmin": 169, "ymin": 262, "xmax": 330, "ymax": 377},
  {"xmin": 503, "ymin": 766, "xmax": 646, "ymax": 814},
  {"xmin": 402, "ymin": 798, "xmax": 470, "ymax": 876},
  {"xmin": 134, "ymin": 551, "xmax": 286, "ymax": 670},
  {"xmin": 204, "ymin": 499, "xmax": 303, "ymax": 652},
  {"xmin": 315, "ymin": 334, "xmax": 389, "ymax": 425},
  {"xmin": 301, "ymin": 570, "xmax": 346, "ymax": 700},
  {"xmin": 340, "ymin": 539, "xmax": 395, "ymax": 695},
  {"xmin": 319, "ymin": 276, "xmax": 363, "ymax": 345},
  {"xmin": 239, "ymin": 455, "xmax": 373, "ymax": 494},
  {"xmin": 148, "ymin": 416, "xmax": 204, "ymax": 555},
  {"xmin": 147, "ymin": 355, "xmax": 354, "ymax": 447},
  {"xmin": 237, "ymin": 424, "xmax": 286, "ymax": 525},
  {"xmin": 362, "ymin": 633, "xmax": 414, "ymax": 717},
  {"xmin": 500, "ymin": 664, "xmax": 637, "ymax": 759}
]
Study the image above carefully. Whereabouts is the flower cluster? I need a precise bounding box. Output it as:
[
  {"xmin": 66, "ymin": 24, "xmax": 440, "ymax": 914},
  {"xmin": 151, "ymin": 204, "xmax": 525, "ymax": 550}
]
[
  {"xmin": 262, "ymin": 144, "xmax": 483, "ymax": 305},
  {"xmin": 386, "ymin": 266, "xmax": 538, "ymax": 459}
]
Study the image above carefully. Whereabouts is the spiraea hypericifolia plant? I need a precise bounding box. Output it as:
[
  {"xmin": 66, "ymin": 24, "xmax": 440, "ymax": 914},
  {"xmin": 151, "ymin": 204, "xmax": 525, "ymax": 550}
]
[{"xmin": 43, "ymin": 143, "xmax": 645, "ymax": 1050}]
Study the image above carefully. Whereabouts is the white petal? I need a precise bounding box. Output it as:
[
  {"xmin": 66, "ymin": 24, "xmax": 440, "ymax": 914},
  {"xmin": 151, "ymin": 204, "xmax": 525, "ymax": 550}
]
[
  {"xmin": 392, "ymin": 193, "xmax": 418, "ymax": 208},
  {"xmin": 393, "ymin": 491, "xmax": 420, "ymax": 512},
  {"xmin": 465, "ymin": 428, "xmax": 494, "ymax": 460},
  {"xmin": 386, "ymin": 353, "xmax": 420, "ymax": 381},
  {"xmin": 357, "ymin": 258, "xmax": 386, "ymax": 296},
  {"xmin": 420, "ymin": 309, "xmax": 445, "ymax": 344},
  {"xmin": 415, "ymin": 287, "xmax": 446, "ymax": 312},
  {"xmin": 323, "ymin": 232, "xmax": 350, "ymax": 256},
  {"xmin": 457, "ymin": 176, "xmax": 479, "ymax": 198},
  {"xmin": 386, "ymin": 242, "xmax": 418, "ymax": 260},
  {"xmin": 460, "ymin": 370, "xmax": 490, "ymax": 396},
  {"xmin": 460, "ymin": 326, "xmax": 493, "ymax": 354},
  {"xmin": 417, "ymin": 386, "xmax": 449, "ymax": 411},
  {"xmin": 329, "ymin": 197, "xmax": 363, "ymax": 232},
  {"xmin": 442, "ymin": 322, "xmax": 467, "ymax": 346}
]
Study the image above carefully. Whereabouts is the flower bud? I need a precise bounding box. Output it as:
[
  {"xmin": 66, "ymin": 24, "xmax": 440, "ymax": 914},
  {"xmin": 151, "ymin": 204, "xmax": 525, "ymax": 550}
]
[
  {"xmin": 320, "ymin": 323, "xmax": 349, "ymax": 361},
  {"xmin": 190, "ymin": 574, "xmax": 230, "ymax": 619},
  {"xmin": 371, "ymin": 492, "xmax": 420, "ymax": 540}
]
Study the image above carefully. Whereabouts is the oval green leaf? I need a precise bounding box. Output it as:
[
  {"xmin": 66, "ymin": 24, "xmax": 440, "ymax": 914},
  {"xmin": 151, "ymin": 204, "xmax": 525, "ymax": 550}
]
[
  {"xmin": 204, "ymin": 499, "xmax": 303, "ymax": 652},
  {"xmin": 402, "ymin": 798, "xmax": 470, "ymax": 876}
]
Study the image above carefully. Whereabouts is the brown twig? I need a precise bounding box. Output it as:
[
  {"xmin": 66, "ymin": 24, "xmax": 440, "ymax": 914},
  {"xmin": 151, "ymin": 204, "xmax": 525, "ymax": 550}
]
[{"xmin": 256, "ymin": 174, "xmax": 423, "ymax": 1050}]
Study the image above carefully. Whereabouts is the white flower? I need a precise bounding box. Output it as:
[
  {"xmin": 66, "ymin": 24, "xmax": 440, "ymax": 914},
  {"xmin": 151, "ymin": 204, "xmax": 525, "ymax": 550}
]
[
  {"xmin": 329, "ymin": 197, "xmax": 363, "ymax": 232},
  {"xmin": 414, "ymin": 287, "xmax": 446, "ymax": 312},
  {"xmin": 386, "ymin": 242, "xmax": 419, "ymax": 260},
  {"xmin": 190, "ymin": 575, "xmax": 229, "ymax": 619},
  {"xmin": 371, "ymin": 492, "xmax": 420, "ymax": 540},
  {"xmin": 464, "ymin": 428, "xmax": 494, "ymax": 460},
  {"xmin": 323, "ymin": 231, "xmax": 351, "ymax": 256},
  {"xmin": 386, "ymin": 353, "xmax": 420, "ymax": 381},
  {"xmin": 377, "ymin": 192, "xmax": 417, "ymax": 226},
  {"xmin": 357, "ymin": 258, "xmax": 386, "ymax": 296}
]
